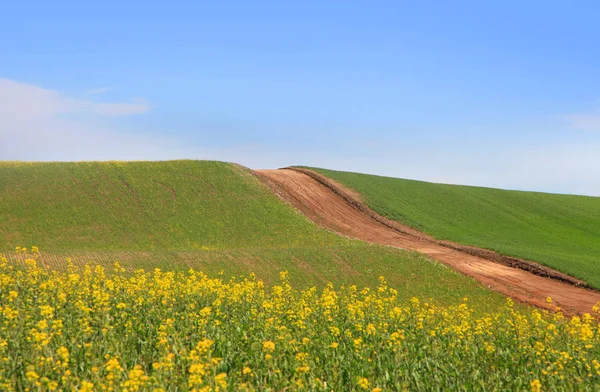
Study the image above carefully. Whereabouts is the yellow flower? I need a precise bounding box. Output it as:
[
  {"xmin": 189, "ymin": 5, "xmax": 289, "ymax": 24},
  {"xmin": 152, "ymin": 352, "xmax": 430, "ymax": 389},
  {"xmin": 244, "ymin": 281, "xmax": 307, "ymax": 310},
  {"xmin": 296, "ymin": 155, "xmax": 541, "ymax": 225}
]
[
  {"xmin": 331, "ymin": 342, "xmax": 339, "ymax": 348},
  {"xmin": 530, "ymin": 379, "xmax": 541, "ymax": 392},
  {"xmin": 242, "ymin": 367, "xmax": 252, "ymax": 375},
  {"xmin": 295, "ymin": 365, "xmax": 310, "ymax": 373},
  {"xmin": 357, "ymin": 377, "xmax": 370, "ymax": 389},
  {"xmin": 39, "ymin": 305, "xmax": 54, "ymax": 318},
  {"xmin": 215, "ymin": 372, "xmax": 228, "ymax": 389},
  {"xmin": 105, "ymin": 357, "xmax": 122, "ymax": 373},
  {"xmin": 57, "ymin": 346, "xmax": 69, "ymax": 359},
  {"xmin": 26, "ymin": 369, "xmax": 39, "ymax": 381},
  {"xmin": 189, "ymin": 363, "xmax": 205, "ymax": 374},
  {"xmin": 295, "ymin": 352, "xmax": 308, "ymax": 361},
  {"xmin": 80, "ymin": 381, "xmax": 94, "ymax": 392},
  {"xmin": 262, "ymin": 340, "xmax": 275, "ymax": 352}
]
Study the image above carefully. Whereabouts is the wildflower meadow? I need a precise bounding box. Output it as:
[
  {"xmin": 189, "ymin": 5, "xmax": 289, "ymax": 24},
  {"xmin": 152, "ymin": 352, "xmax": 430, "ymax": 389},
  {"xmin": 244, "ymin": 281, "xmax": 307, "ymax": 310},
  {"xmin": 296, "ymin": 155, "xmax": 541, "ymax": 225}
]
[{"xmin": 1, "ymin": 251, "xmax": 599, "ymax": 391}]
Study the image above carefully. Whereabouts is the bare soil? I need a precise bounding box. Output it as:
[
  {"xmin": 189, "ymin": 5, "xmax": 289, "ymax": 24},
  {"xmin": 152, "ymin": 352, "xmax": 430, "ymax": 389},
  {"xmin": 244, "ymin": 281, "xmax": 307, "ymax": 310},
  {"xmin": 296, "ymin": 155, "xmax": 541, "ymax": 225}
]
[{"xmin": 256, "ymin": 168, "xmax": 600, "ymax": 315}]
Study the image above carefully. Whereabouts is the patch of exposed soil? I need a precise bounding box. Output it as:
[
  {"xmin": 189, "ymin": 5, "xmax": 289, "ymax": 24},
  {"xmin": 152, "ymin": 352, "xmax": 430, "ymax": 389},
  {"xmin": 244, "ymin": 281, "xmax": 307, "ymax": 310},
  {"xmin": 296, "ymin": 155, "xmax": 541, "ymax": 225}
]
[{"xmin": 255, "ymin": 168, "xmax": 600, "ymax": 315}]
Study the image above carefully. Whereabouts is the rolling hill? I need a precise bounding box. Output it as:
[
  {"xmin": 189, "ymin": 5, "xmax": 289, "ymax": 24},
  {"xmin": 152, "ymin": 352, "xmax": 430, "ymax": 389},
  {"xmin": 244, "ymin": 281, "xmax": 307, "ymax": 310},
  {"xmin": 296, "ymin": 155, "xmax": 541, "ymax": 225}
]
[
  {"xmin": 0, "ymin": 160, "xmax": 505, "ymax": 308},
  {"xmin": 308, "ymin": 167, "xmax": 600, "ymax": 288}
]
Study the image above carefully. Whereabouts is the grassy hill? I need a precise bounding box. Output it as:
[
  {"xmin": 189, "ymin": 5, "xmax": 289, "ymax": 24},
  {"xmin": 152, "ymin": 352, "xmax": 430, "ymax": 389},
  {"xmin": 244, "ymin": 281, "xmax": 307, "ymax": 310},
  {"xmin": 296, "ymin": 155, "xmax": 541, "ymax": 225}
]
[
  {"xmin": 0, "ymin": 160, "xmax": 341, "ymax": 250},
  {"xmin": 0, "ymin": 160, "xmax": 506, "ymax": 309},
  {"xmin": 309, "ymin": 167, "xmax": 600, "ymax": 288}
]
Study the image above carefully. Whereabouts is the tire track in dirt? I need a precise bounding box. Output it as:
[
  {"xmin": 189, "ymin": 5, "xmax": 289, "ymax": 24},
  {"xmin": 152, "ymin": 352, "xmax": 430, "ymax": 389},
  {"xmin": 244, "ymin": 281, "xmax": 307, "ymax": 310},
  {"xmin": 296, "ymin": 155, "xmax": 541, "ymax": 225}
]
[{"xmin": 256, "ymin": 168, "xmax": 600, "ymax": 315}]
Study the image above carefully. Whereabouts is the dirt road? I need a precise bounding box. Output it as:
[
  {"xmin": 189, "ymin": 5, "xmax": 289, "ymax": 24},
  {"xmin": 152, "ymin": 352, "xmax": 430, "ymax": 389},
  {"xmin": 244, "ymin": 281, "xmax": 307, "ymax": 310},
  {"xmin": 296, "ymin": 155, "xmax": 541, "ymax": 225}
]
[{"xmin": 256, "ymin": 168, "xmax": 600, "ymax": 314}]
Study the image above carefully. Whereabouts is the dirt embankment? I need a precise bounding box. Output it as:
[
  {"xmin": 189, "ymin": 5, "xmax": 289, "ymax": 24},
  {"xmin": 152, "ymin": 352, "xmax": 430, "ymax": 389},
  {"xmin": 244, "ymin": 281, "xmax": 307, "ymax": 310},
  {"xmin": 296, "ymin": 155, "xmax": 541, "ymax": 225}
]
[{"xmin": 256, "ymin": 168, "xmax": 600, "ymax": 315}]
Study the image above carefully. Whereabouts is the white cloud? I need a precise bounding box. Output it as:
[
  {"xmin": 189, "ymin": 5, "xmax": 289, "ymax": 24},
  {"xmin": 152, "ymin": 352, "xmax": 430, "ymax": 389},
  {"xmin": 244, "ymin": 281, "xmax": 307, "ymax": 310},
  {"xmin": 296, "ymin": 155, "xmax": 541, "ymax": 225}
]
[
  {"xmin": 565, "ymin": 107, "xmax": 600, "ymax": 132},
  {"xmin": 0, "ymin": 79, "xmax": 150, "ymax": 121},
  {"xmin": 0, "ymin": 80, "xmax": 83, "ymax": 123},
  {"xmin": 93, "ymin": 99, "xmax": 151, "ymax": 116},
  {"xmin": 0, "ymin": 79, "xmax": 164, "ymax": 161},
  {"xmin": 85, "ymin": 86, "xmax": 116, "ymax": 96}
]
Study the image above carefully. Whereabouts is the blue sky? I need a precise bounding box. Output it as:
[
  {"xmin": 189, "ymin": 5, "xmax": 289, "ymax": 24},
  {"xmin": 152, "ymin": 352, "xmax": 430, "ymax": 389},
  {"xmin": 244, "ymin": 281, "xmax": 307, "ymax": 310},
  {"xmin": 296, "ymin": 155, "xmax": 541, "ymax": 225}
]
[{"xmin": 1, "ymin": 1, "xmax": 600, "ymax": 195}]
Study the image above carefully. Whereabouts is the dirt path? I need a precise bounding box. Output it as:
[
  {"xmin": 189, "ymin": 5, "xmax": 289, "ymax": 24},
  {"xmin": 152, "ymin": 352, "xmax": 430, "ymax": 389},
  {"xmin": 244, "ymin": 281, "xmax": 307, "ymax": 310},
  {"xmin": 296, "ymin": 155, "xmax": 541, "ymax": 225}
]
[{"xmin": 256, "ymin": 168, "xmax": 600, "ymax": 315}]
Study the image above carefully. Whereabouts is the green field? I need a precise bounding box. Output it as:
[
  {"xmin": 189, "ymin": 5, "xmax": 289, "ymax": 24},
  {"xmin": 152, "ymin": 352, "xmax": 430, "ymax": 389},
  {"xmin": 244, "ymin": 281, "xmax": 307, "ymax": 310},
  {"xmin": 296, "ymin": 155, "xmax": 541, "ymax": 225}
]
[
  {"xmin": 309, "ymin": 167, "xmax": 600, "ymax": 288},
  {"xmin": 0, "ymin": 160, "xmax": 505, "ymax": 310},
  {"xmin": 0, "ymin": 161, "xmax": 341, "ymax": 250}
]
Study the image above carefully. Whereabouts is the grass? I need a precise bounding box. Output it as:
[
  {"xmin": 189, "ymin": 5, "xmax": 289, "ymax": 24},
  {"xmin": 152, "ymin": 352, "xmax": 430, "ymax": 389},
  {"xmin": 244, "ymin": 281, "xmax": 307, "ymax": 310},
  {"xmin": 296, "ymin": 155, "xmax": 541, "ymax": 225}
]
[
  {"xmin": 2, "ymin": 254, "xmax": 598, "ymax": 391},
  {"xmin": 308, "ymin": 167, "xmax": 600, "ymax": 288},
  {"xmin": 0, "ymin": 160, "xmax": 507, "ymax": 311},
  {"xmin": 0, "ymin": 161, "xmax": 343, "ymax": 250}
]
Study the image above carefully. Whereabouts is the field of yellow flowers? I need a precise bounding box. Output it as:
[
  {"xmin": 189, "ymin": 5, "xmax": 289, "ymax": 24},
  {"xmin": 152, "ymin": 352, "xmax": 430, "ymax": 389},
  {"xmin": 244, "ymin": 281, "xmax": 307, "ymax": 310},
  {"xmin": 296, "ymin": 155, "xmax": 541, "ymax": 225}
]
[{"xmin": 1, "ymin": 251, "xmax": 599, "ymax": 391}]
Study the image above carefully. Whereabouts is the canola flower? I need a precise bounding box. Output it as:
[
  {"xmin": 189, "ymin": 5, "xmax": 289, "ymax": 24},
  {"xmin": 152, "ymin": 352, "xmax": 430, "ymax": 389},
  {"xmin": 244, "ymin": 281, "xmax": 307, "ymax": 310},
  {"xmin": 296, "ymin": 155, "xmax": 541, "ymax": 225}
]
[{"xmin": 0, "ymin": 252, "xmax": 600, "ymax": 391}]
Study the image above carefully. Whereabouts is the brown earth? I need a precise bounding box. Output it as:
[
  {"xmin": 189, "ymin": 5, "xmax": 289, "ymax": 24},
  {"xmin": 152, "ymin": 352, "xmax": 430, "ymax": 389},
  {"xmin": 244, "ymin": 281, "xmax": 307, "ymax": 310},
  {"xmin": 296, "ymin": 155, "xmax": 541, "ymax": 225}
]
[{"xmin": 255, "ymin": 168, "xmax": 600, "ymax": 315}]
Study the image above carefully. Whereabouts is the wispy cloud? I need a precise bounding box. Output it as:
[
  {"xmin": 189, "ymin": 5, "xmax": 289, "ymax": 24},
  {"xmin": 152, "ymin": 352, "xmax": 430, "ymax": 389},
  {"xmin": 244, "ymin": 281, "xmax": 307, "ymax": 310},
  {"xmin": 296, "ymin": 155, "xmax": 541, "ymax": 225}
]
[
  {"xmin": 0, "ymin": 79, "xmax": 161, "ymax": 160},
  {"xmin": 0, "ymin": 79, "xmax": 150, "ymax": 120},
  {"xmin": 92, "ymin": 99, "xmax": 151, "ymax": 116},
  {"xmin": 565, "ymin": 106, "xmax": 600, "ymax": 132},
  {"xmin": 85, "ymin": 86, "xmax": 116, "ymax": 96}
]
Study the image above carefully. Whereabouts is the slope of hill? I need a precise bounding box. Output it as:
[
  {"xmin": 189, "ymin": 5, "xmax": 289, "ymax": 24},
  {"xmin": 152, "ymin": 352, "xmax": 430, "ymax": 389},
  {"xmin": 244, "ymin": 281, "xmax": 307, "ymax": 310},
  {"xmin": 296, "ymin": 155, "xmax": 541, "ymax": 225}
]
[
  {"xmin": 258, "ymin": 168, "xmax": 600, "ymax": 314},
  {"xmin": 0, "ymin": 160, "xmax": 506, "ymax": 308},
  {"xmin": 308, "ymin": 167, "xmax": 600, "ymax": 288},
  {"xmin": 0, "ymin": 160, "xmax": 342, "ymax": 250}
]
